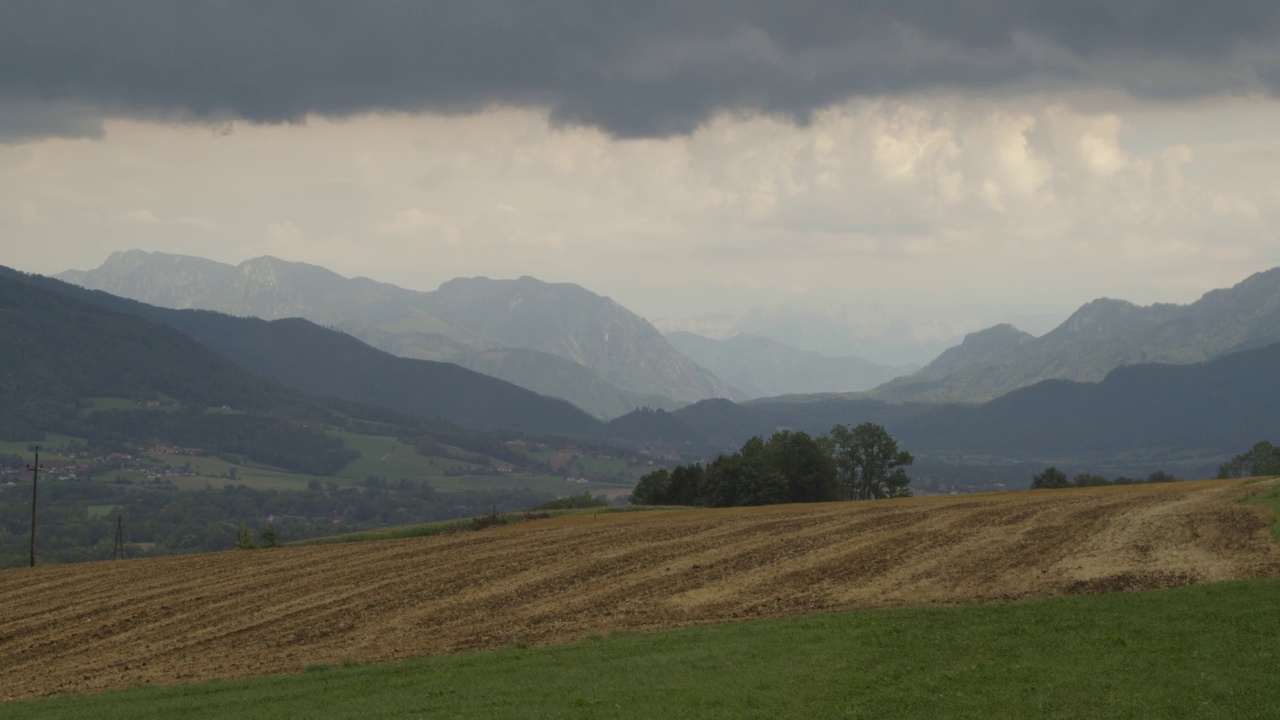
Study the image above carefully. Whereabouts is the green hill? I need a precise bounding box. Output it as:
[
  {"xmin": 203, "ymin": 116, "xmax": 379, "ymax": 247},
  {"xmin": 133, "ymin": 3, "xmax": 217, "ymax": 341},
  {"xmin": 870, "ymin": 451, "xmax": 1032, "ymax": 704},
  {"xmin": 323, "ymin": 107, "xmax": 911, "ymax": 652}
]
[{"xmin": 4, "ymin": 267, "xmax": 605, "ymax": 437}]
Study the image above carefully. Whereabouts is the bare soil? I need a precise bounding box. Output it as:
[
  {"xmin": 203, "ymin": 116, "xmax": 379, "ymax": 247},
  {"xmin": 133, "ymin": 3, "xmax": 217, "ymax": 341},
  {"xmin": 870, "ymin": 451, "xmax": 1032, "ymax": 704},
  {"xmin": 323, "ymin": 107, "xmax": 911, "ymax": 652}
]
[{"xmin": 2, "ymin": 479, "xmax": 1277, "ymax": 702}]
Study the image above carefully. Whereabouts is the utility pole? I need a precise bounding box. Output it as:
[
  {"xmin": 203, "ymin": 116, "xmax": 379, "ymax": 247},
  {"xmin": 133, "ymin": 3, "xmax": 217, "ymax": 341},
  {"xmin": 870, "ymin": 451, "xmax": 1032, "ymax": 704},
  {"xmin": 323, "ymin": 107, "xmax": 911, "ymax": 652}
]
[
  {"xmin": 113, "ymin": 515, "xmax": 127, "ymax": 560},
  {"xmin": 27, "ymin": 446, "xmax": 42, "ymax": 568}
]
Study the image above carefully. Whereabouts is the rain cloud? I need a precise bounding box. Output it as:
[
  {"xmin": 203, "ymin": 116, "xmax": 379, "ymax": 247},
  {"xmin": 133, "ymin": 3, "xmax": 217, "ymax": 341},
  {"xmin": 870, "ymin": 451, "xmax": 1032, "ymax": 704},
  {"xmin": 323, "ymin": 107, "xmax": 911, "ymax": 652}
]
[{"xmin": 3, "ymin": 1, "xmax": 1280, "ymax": 139}]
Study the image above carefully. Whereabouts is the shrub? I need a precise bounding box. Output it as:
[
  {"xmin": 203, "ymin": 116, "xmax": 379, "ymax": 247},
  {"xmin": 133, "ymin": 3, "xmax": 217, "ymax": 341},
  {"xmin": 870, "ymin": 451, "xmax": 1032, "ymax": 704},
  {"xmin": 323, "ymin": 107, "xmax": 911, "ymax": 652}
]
[
  {"xmin": 532, "ymin": 492, "xmax": 607, "ymax": 511},
  {"xmin": 236, "ymin": 522, "xmax": 256, "ymax": 550}
]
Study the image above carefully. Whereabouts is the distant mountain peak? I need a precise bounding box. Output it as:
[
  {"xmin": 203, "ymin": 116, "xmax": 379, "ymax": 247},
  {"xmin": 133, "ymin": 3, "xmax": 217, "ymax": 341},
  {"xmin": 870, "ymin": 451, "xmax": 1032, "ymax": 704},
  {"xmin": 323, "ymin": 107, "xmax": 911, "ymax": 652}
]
[
  {"xmin": 1056, "ymin": 297, "xmax": 1141, "ymax": 336},
  {"xmin": 664, "ymin": 330, "xmax": 915, "ymax": 399},
  {"xmin": 56, "ymin": 249, "xmax": 731, "ymax": 416},
  {"xmin": 899, "ymin": 323, "xmax": 1035, "ymax": 382},
  {"xmin": 874, "ymin": 265, "xmax": 1280, "ymax": 403},
  {"xmin": 961, "ymin": 323, "xmax": 1032, "ymax": 346}
]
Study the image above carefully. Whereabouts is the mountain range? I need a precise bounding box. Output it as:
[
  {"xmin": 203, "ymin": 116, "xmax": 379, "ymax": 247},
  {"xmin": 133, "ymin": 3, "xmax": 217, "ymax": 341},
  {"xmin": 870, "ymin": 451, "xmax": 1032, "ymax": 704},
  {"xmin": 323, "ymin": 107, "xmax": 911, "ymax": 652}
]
[
  {"xmin": 9, "ymin": 263, "xmax": 1280, "ymax": 477},
  {"xmin": 653, "ymin": 300, "xmax": 977, "ymax": 366},
  {"xmin": 664, "ymin": 331, "xmax": 916, "ymax": 399},
  {"xmin": 873, "ymin": 267, "xmax": 1280, "ymax": 403},
  {"xmin": 4, "ymin": 267, "xmax": 603, "ymax": 438},
  {"xmin": 59, "ymin": 251, "xmax": 731, "ymax": 419},
  {"xmin": 604, "ymin": 340, "xmax": 1280, "ymax": 468},
  {"xmin": 0, "ymin": 268, "xmax": 401, "ymax": 475}
]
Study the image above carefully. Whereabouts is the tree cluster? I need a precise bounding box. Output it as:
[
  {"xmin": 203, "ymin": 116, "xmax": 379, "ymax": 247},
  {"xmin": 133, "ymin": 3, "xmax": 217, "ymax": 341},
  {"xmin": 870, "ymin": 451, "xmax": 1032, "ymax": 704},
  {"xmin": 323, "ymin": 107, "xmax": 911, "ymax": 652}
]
[
  {"xmin": 630, "ymin": 423, "xmax": 912, "ymax": 507},
  {"xmin": 1216, "ymin": 441, "xmax": 1280, "ymax": 479},
  {"xmin": 531, "ymin": 491, "xmax": 608, "ymax": 511},
  {"xmin": 1031, "ymin": 466, "xmax": 1180, "ymax": 489}
]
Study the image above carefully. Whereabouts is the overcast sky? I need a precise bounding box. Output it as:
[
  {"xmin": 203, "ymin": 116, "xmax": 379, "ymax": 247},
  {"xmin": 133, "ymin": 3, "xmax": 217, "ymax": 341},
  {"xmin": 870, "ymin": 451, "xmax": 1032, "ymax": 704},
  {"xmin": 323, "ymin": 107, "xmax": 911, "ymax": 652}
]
[{"xmin": 4, "ymin": 1, "xmax": 1280, "ymax": 333}]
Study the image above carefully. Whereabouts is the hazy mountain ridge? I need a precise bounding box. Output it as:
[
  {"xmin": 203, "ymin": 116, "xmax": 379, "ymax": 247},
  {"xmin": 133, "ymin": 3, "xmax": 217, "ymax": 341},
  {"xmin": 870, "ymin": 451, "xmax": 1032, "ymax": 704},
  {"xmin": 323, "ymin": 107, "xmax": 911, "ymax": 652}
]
[
  {"xmin": 893, "ymin": 342, "xmax": 1280, "ymax": 459},
  {"xmin": 148, "ymin": 314, "xmax": 605, "ymax": 436},
  {"xmin": 873, "ymin": 267, "xmax": 1280, "ymax": 403},
  {"xmin": 908, "ymin": 324, "xmax": 1036, "ymax": 380},
  {"xmin": 59, "ymin": 250, "xmax": 732, "ymax": 418},
  {"xmin": 609, "ymin": 342, "xmax": 1280, "ymax": 467},
  {"xmin": 0, "ymin": 269, "xmax": 402, "ymax": 475},
  {"xmin": 4, "ymin": 267, "xmax": 605, "ymax": 438},
  {"xmin": 13, "ymin": 264, "xmax": 1280, "ymax": 475},
  {"xmin": 664, "ymin": 331, "xmax": 916, "ymax": 399},
  {"xmin": 654, "ymin": 301, "xmax": 978, "ymax": 366},
  {"xmin": 421, "ymin": 276, "xmax": 731, "ymax": 403},
  {"xmin": 448, "ymin": 347, "xmax": 684, "ymax": 420}
]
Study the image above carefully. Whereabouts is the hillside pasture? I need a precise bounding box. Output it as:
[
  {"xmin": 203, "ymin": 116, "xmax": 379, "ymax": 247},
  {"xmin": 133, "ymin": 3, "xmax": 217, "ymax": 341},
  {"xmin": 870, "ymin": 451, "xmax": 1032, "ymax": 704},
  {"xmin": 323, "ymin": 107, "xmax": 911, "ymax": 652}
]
[
  {"xmin": 78, "ymin": 396, "xmax": 180, "ymax": 418},
  {"xmin": 148, "ymin": 453, "xmax": 346, "ymax": 492},
  {"xmin": 1, "ymin": 479, "xmax": 1277, "ymax": 702},
  {"xmin": 331, "ymin": 432, "xmax": 481, "ymax": 480},
  {"xmin": 0, "ymin": 436, "xmax": 83, "ymax": 461},
  {"xmin": 331, "ymin": 432, "xmax": 590, "ymax": 494}
]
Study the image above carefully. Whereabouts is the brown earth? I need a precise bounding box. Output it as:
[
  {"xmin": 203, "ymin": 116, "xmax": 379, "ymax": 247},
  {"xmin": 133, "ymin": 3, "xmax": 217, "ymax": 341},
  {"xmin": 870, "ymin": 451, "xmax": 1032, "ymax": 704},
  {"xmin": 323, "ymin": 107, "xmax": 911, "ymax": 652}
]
[{"xmin": 2, "ymin": 479, "xmax": 1278, "ymax": 702}]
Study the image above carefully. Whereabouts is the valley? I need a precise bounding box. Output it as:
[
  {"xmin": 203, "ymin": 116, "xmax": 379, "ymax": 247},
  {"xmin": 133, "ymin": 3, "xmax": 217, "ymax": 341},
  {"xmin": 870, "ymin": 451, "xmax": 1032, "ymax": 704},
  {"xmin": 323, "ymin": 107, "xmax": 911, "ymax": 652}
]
[
  {"xmin": 0, "ymin": 410, "xmax": 653, "ymax": 567},
  {"xmin": 11, "ymin": 11, "xmax": 1280, "ymax": 715}
]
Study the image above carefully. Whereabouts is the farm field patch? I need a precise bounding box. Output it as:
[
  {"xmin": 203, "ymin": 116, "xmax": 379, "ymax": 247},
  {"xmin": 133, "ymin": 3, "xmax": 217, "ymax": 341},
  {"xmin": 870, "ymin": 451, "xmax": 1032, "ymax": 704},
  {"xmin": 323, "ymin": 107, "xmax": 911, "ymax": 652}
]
[
  {"xmin": 1, "ymin": 479, "xmax": 1277, "ymax": 702},
  {"xmin": 330, "ymin": 432, "xmax": 613, "ymax": 494},
  {"xmin": 5, "ymin": 578, "xmax": 1278, "ymax": 719}
]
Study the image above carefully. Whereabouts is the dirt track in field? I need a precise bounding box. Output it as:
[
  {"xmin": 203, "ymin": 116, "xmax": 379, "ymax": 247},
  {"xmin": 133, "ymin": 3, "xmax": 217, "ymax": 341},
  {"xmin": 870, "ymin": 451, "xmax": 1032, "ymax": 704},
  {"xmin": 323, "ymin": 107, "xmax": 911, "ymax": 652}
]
[{"xmin": 2, "ymin": 479, "xmax": 1278, "ymax": 701}]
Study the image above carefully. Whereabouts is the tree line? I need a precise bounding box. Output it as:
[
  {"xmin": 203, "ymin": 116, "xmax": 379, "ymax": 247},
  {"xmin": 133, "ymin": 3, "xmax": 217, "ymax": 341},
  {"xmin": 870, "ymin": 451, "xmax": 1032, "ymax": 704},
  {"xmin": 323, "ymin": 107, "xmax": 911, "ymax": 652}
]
[
  {"xmin": 630, "ymin": 422, "xmax": 913, "ymax": 507},
  {"xmin": 1031, "ymin": 438, "xmax": 1280, "ymax": 489},
  {"xmin": 0, "ymin": 476, "xmax": 552, "ymax": 568},
  {"xmin": 1216, "ymin": 441, "xmax": 1280, "ymax": 479},
  {"xmin": 1030, "ymin": 466, "xmax": 1180, "ymax": 489}
]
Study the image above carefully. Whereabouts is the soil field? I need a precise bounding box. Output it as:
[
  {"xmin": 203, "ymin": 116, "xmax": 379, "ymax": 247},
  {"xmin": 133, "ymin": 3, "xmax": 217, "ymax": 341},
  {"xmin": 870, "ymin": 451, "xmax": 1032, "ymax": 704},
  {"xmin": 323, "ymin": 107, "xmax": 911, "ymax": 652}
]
[{"xmin": 2, "ymin": 479, "xmax": 1278, "ymax": 702}]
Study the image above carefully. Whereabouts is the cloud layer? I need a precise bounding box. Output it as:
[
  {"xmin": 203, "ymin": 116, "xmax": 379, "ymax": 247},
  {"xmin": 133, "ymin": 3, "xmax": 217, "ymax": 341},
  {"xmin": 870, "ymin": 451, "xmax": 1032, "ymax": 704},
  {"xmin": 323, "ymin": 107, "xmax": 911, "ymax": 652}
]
[
  {"xmin": 6, "ymin": 96, "xmax": 1279, "ymax": 323},
  {"xmin": 5, "ymin": 1, "xmax": 1280, "ymax": 139}
]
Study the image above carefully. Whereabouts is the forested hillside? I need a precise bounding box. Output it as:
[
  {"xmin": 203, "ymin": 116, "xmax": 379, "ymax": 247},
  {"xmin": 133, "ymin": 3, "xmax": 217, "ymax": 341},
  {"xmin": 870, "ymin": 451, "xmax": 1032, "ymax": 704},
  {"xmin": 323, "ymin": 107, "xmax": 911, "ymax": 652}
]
[
  {"xmin": 605, "ymin": 344, "xmax": 1280, "ymax": 471},
  {"xmin": 3, "ymin": 267, "xmax": 605, "ymax": 437}
]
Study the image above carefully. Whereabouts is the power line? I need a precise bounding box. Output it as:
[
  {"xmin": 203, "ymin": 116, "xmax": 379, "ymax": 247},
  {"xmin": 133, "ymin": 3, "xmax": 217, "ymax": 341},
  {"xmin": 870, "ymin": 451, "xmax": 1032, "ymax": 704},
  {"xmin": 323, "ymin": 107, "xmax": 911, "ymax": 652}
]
[
  {"xmin": 26, "ymin": 447, "xmax": 42, "ymax": 568},
  {"xmin": 113, "ymin": 515, "xmax": 127, "ymax": 560}
]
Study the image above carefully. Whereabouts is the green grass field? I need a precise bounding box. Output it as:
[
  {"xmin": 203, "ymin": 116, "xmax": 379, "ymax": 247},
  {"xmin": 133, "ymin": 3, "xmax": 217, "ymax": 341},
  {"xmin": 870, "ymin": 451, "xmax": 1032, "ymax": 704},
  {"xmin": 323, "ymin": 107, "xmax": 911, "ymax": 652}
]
[
  {"xmin": 329, "ymin": 431, "xmax": 623, "ymax": 494},
  {"xmin": 5, "ymin": 426, "xmax": 625, "ymax": 499},
  {"xmin": 144, "ymin": 453, "xmax": 351, "ymax": 493},
  {"xmin": 565, "ymin": 454, "xmax": 647, "ymax": 479},
  {"xmin": 5, "ymin": 578, "xmax": 1277, "ymax": 719},
  {"xmin": 0, "ymin": 435, "xmax": 83, "ymax": 461},
  {"xmin": 331, "ymin": 432, "xmax": 483, "ymax": 480},
  {"xmin": 78, "ymin": 396, "xmax": 181, "ymax": 419},
  {"xmin": 1245, "ymin": 479, "xmax": 1280, "ymax": 542},
  {"xmin": 102, "ymin": 470, "xmax": 149, "ymax": 485}
]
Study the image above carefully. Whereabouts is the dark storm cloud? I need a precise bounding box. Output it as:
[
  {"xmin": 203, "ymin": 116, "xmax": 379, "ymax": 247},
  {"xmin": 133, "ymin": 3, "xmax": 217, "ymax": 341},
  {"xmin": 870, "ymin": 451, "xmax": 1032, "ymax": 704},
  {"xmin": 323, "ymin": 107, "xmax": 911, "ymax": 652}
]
[
  {"xmin": 0, "ymin": 100, "xmax": 104, "ymax": 143},
  {"xmin": 3, "ymin": 0, "xmax": 1279, "ymax": 140}
]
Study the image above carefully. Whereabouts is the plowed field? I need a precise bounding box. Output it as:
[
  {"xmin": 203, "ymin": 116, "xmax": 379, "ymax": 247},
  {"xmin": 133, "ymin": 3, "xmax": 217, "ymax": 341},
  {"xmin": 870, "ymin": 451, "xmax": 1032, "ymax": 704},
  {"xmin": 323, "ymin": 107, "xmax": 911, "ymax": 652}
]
[{"xmin": 2, "ymin": 479, "xmax": 1278, "ymax": 701}]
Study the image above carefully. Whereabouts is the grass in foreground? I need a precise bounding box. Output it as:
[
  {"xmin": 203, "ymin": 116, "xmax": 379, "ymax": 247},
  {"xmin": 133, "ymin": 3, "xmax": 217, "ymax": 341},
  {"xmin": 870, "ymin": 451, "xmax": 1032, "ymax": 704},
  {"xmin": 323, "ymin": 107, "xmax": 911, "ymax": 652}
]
[
  {"xmin": 1244, "ymin": 478, "xmax": 1280, "ymax": 543},
  {"xmin": 6, "ymin": 578, "xmax": 1278, "ymax": 719}
]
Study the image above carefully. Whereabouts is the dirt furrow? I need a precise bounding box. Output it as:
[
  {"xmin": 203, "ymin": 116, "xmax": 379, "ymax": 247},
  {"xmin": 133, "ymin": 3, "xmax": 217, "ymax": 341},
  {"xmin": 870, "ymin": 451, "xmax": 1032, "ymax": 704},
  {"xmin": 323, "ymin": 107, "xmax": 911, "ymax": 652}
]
[{"xmin": 1, "ymin": 479, "xmax": 1277, "ymax": 702}]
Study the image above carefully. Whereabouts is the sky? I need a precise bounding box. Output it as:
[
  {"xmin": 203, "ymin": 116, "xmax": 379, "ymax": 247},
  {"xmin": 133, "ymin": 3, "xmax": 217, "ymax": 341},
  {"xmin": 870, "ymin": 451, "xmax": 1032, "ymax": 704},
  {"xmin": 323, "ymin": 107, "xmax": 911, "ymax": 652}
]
[{"xmin": 4, "ymin": 1, "xmax": 1280, "ymax": 338}]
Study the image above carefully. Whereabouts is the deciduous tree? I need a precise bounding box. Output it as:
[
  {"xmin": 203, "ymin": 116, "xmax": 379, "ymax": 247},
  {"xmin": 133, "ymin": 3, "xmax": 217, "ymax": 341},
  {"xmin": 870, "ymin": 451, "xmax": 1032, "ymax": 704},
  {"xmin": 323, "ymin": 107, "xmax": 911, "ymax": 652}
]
[
  {"xmin": 1217, "ymin": 441, "xmax": 1280, "ymax": 479},
  {"xmin": 824, "ymin": 423, "xmax": 913, "ymax": 500},
  {"xmin": 1031, "ymin": 466, "xmax": 1070, "ymax": 489}
]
